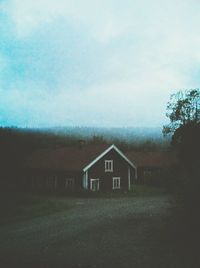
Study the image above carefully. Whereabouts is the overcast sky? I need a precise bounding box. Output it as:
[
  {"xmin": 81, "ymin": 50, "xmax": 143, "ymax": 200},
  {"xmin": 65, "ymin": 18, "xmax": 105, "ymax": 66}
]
[{"xmin": 0, "ymin": 0, "xmax": 200, "ymax": 128}]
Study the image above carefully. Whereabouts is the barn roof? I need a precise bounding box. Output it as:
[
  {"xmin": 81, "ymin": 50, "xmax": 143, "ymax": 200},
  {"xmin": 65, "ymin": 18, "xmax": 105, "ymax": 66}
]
[
  {"xmin": 24, "ymin": 144, "xmax": 111, "ymax": 172},
  {"xmin": 126, "ymin": 151, "xmax": 177, "ymax": 168},
  {"xmin": 24, "ymin": 144, "xmax": 176, "ymax": 172}
]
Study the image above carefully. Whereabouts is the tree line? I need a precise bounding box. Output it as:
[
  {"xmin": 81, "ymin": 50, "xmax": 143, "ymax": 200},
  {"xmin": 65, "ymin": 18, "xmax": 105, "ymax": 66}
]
[{"xmin": 163, "ymin": 88, "xmax": 200, "ymax": 250}]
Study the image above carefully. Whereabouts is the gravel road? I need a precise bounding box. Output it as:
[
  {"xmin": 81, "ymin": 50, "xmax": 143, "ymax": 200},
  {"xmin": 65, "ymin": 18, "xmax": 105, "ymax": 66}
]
[{"xmin": 0, "ymin": 196, "xmax": 176, "ymax": 268}]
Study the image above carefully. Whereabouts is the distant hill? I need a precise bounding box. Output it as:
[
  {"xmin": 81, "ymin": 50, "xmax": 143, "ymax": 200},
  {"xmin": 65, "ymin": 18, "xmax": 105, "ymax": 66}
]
[{"xmin": 41, "ymin": 126, "xmax": 165, "ymax": 142}]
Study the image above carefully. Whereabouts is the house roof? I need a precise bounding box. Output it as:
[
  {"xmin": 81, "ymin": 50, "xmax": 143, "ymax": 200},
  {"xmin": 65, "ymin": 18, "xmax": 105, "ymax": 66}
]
[
  {"xmin": 24, "ymin": 144, "xmax": 111, "ymax": 172},
  {"xmin": 126, "ymin": 151, "xmax": 177, "ymax": 168}
]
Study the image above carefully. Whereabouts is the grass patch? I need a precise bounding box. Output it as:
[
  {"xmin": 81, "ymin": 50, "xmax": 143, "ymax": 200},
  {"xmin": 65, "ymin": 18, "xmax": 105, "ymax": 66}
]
[
  {"xmin": 73, "ymin": 184, "xmax": 166, "ymax": 198},
  {"xmin": 131, "ymin": 184, "xmax": 166, "ymax": 196},
  {"xmin": 0, "ymin": 192, "xmax": 72, "ymax": 225}
]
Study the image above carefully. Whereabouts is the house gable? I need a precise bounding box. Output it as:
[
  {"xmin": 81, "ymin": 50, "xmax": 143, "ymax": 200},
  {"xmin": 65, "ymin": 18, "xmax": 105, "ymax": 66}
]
[{"xmin": 83, "ymin": 144, "xmax": 136, "ymax": 172}]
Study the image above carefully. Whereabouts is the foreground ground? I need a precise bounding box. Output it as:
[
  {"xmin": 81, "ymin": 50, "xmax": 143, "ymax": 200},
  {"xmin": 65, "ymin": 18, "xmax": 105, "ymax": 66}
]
[{"xmin": 0, "ymin": 193, "xmax": 197, "ymax": 268}]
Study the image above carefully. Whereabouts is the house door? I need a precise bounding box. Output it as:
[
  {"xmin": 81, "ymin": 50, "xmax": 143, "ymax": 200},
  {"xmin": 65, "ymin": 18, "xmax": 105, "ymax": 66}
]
[{"xmin": 90, "ymin": 179, "xmax": 100, "ymax": 191}]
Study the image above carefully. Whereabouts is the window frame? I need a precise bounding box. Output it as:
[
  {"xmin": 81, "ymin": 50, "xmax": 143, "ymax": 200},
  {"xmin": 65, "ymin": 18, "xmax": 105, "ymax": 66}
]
[
  {"xmin": 105, "ymin": 160, "xmax": 113, "ymax": 172},
  {"xmin": 112, "ymin": 177, "xmax": 121, "ymax": 190},
  {"xmin": 65, "ymin": 178, "xmax": 75, "ymax": 189}
]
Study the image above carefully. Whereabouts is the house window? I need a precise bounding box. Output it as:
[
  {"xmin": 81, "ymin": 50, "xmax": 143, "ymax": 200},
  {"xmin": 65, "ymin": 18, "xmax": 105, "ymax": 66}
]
[
  {"xmin": 65, "ymin": 178, "xmax": 74, "ymax": 189},
  {"xmin": 143, "ymin": 170, "xmax": 152, "ymax": 177},
  {"xmin": 105, "ymin": 160, "xmax": 113, "ymax": 172},
  {"xmin": 90, "ymin": 179, "xmax": 100, "ymax": 191},
  {"xmin": 113, "ymin": 177, "xmax": 120, "ymax": 189}
]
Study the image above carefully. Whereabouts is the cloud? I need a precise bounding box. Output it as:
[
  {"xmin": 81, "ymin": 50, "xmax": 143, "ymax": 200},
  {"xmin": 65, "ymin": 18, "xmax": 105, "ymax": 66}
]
[
  {"xmin": 6, "ymin": 0, "xmax": 131, "ymax": 42},
  {"xmin": 1, "ymin": 0, "xmax": 200, "ymax": 127}
]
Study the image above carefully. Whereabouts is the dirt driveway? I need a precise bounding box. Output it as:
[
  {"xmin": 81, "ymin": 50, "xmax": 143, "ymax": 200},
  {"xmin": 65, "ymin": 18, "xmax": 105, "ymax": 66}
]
[{"xmin": 0, "ymin": 196, "xmax": 179, "ymax": 268}]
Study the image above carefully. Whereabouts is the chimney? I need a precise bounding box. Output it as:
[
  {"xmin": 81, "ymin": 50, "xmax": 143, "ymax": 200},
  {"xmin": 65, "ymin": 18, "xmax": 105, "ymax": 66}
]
[{"xmin": 78, "ymin": 139, "xmax": 85, "ymax": 148}]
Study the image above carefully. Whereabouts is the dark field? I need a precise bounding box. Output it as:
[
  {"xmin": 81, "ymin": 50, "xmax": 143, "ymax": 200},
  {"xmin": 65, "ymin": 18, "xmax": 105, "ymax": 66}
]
[{"xmin": 0, "ymin": 191, "xmax": 198, "ymax": 268}]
